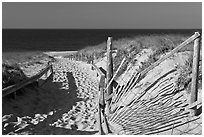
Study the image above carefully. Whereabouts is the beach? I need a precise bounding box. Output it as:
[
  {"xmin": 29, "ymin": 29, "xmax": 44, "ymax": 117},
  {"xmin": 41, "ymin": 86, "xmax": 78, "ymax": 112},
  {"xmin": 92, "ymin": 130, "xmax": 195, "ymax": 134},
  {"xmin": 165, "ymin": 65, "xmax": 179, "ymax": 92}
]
[
  {"xmin": 2, "ymin": 1, "xmax": 202, "ymax": 134},
  {"xmin": 2, "ymin": 29, "xmax": 202, "ymax": 135},
  {"xmin": 2, "ymin": 46, "xmax": 202, "ymax": 135},
  {"xmin": 2, "ymin": 56, "xmax": 100, "ymax": 135}
]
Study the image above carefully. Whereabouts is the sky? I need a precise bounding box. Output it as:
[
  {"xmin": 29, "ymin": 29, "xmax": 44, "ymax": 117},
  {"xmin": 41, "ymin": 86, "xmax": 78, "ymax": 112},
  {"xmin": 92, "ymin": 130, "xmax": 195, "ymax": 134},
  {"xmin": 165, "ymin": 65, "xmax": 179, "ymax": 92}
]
[{"xmin": 2, "ymin": 2, "xmax": 202, "ymax": 29}]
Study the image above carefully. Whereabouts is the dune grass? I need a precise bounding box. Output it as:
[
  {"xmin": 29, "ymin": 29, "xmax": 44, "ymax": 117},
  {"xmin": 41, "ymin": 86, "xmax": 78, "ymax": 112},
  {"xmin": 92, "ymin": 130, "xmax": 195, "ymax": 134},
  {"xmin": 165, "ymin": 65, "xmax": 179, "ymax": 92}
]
[
  {"xmin": 68, "ymin": 34, "xmax": 195, "ymax": 75},
  {"xmin": 2, "ymin": 63, "xmax": 27, "ymax": 88},
  {"xmin": 2, "ymin": 51, "xmax": 53, "ymax": 65},
  {"xmin": 76, "ymin": 33, "xmax": 193, "ymax": 56},
  {"xmin": 2, "ymin": 51, "xmax": 53, "ymax": 88},
  {"xmin": 175, "ymin": 53, "xmax": 202, "ymax": 93},
  {"xmin": 67, "ymin": 33, "xmax": 202, "ymax": 89}
]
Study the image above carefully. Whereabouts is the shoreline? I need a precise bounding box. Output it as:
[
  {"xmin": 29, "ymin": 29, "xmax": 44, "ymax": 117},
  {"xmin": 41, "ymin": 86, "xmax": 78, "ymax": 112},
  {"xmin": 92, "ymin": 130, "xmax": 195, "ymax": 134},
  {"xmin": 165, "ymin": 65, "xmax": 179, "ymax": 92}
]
[{"xmin": 43, "ymin": 51, "xmax": 78, "ymax": 57}]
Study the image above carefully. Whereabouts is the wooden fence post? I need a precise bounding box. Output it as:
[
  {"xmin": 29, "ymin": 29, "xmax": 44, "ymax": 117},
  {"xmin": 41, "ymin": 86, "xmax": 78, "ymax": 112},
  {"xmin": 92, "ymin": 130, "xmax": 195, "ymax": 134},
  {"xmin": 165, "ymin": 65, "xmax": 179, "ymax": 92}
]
[
  {"xmin": 106, "ymin": 37, "xmax": 113, "ymax": 115},
  {"xmin": 98, "ymin": 75, "xmax": 106, "ymax": 135},
  {"xmin": 190, "ymin": 32, "xmax": 201, "ymax": 116}
]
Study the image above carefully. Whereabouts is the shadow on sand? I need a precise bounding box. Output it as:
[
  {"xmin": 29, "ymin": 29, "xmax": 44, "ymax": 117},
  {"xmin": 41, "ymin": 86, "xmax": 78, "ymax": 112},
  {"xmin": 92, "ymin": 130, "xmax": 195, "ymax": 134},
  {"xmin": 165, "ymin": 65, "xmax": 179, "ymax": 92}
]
[{"xmin": 2, "ymin": 72, "xmax": 96, "ymax": 135}]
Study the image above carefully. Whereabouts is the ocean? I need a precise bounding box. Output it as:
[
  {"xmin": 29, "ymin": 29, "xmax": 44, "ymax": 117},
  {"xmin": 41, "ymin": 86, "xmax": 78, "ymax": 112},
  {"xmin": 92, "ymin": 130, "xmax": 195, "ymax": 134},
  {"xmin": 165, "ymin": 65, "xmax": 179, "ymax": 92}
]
[{"xmin": 2, "ymin": 29, "xmax": 201, "ymax": 52}]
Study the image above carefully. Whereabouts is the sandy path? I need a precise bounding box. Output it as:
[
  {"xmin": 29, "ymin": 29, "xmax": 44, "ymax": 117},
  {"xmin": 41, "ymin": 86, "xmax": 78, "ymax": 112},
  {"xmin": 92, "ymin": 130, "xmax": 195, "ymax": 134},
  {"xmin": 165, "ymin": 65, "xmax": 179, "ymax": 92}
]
[{"xmin": 2, "ymin": 59, "xmax": 99, "ymax": 135}]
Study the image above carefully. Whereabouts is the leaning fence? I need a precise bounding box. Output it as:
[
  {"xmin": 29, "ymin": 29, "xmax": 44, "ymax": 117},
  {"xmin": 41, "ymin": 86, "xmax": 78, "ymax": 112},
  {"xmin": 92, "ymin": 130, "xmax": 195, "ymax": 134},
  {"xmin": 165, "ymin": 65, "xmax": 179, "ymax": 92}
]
[
  {"xmin": 2, "ymin": 62, "xmax": 53, "ymax": 98},
  {"xmin": 91, "ymin": 32, "xmax": 201, "ymax": 135}
]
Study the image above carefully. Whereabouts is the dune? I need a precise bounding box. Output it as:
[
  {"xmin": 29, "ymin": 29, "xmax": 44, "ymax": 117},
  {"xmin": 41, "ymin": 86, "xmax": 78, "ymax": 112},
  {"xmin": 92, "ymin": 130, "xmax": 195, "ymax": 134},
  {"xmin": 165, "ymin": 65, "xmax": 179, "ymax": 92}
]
[
  {"xmin": 2, "ymin": 47, "xmax": 202, "ymax": 135},
  {"xmin": 94, "ymin": 49, "xmax": 202, "ymax": 135}
]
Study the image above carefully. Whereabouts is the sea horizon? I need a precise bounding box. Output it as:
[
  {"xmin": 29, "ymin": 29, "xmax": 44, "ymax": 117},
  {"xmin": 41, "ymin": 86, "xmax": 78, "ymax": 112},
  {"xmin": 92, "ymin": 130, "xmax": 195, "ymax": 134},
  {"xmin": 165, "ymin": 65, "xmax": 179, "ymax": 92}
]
[{"xmin": 3, "ymin": 28, "xmax": 201, "ymax": 52}]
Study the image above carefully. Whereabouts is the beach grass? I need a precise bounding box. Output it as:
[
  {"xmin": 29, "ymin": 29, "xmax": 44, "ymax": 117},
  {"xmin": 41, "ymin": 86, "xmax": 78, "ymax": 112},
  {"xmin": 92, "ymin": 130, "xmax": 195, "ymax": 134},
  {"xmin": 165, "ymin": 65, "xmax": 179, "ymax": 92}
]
[
  {"xmin": 2, "ymin": 51, "xmax": 51, "ymax": 65},
  {"xmin": 76, "ymin": 34, "xmax": 193, "ymax": 56},
  {"xmin": 2, "ymin": 51, "xmax": 53, "ymax": 88},
  {"xmin": 2, "ymin": 33, "xmax": 199, "ymax": 89},
  {"xmin": 70, "ymin": 34, "xmax": 195, "ymax": 74},
  {"xmin": 68, "ymin": 33, "xmax": 202, "ymax": 90},
  {"xmin": 2, "ymin": 63, "xmax": 27, "ymax": 88}
]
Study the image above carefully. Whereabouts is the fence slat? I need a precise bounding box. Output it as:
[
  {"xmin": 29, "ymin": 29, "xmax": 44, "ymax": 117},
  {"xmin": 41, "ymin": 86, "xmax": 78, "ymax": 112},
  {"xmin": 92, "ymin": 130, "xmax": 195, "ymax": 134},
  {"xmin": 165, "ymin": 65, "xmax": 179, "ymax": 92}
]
[
  {"xmin": 2, "ymin": 64, "xmax": 52, "ymax": 97},
  {"xmin": 92, "ymin": 64, "xmax": 105, "ymax": 77},
  {"xmin": 104, "ymin": 58, "xmax": 126, "ymax": 93},
  {"xmin": 190, "ymin": 32, "xmax": 201, "ymax": 116},
  {"xmin": 98, "ymin": 75, "xmax": 106, "ymax": 135},
  {"xmin": 106, "ymin": 37, "xmax": 113, "ymax": 115}
]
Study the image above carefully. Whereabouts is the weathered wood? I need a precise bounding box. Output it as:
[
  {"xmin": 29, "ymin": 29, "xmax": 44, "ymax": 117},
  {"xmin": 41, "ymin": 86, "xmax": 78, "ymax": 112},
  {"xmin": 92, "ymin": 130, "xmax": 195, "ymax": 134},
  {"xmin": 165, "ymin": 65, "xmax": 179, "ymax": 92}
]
[
  {"xmin": 51, "ymin": 64, "xmax": 53, "ymax": 73},
  {"xmin": 98, "ymin": 73, "xmax": 106, "ymax": 134},
  {"xmin": 99, "ymin": 75, "xmax": 106, "ymax": 106},
  {"xmin": 104, "ymin": 58, "xmax": 126, "ymax": 92},
  {"xmin": 2, "ymin": 64, "xmax": 52, "ymax": 97},
  {"xmin": 102, "ymin": 111, "xmax": 112, "ymax": 134},
  {"xmin": 99, "ymin": 67, "xmax": 119, "ymax": 88},
  {"xmin": 39, "ymin": 67, "xmax": 53, "ymax": 86},
  {"xmin": 93, "ymin": 65, "xmax": 119, "ymax": 89},
  {"xmin": 106, "ymin": 92, "xmax": 114, "ymax": 101},
  {"xmin": 115, "ymin": 72, "xmax": 141, "ymax": 105},
  {"xmin": 92, "ymin": 64, "xmax": 105, "ymax": 77},
  {"xmin": 107, "ymin": 32, "xmax": 202, "ymax": 135},
  {"xmin": 98, "ymin": 88, "xmax": 103, "ymax": 135},
  {"xmin": 106, "ymin": 37, "xmax": 114, "ymax": 115},
  {"xmin": 190, "ymin": 32, "xmax": 201, "ymax": 116},
  {"xmin": 140, "ymin": 32, "xmax": 200, "ymax": 77}
]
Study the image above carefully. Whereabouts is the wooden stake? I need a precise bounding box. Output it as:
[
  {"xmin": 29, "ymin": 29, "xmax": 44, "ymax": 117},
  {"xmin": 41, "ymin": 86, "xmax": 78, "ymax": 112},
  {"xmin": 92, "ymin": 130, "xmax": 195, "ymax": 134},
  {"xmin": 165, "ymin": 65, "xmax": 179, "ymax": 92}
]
[
  {"xmin": 98, "ymin": 75, "xmax": 106, "ymax": 135},
  {"xmin": 106, "ymin": 37, "xmax": 113, "ymax": 115},
  {"xmin": 190, "ymin": 32, "xmax": 201, "ymax": 116},
  {"xmin": 104, "ymin": 58, "xmax": 126, "ymax": 93},
  {"xmin": 98, "ymin": 98, "xmax": 103, "ymax": 135}
]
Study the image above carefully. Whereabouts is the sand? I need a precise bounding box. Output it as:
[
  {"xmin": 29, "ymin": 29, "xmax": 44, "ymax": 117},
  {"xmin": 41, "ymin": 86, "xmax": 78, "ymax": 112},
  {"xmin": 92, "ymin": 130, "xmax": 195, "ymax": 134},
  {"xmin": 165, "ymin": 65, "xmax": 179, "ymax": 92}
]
[
  {"xmin": 2, "ymin": 49, "xmax": 202, "ymax": 135},
  {"xmin": 43, "ymin": 51, "xmax": 77, "ymax": 59},
  {"xmin": 93, "ymin": 49, "xmax": 202, "ymax": 135},
  {"xmin": 2, "ymin": 57, "xmax": 99, "ymax": 135}
]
